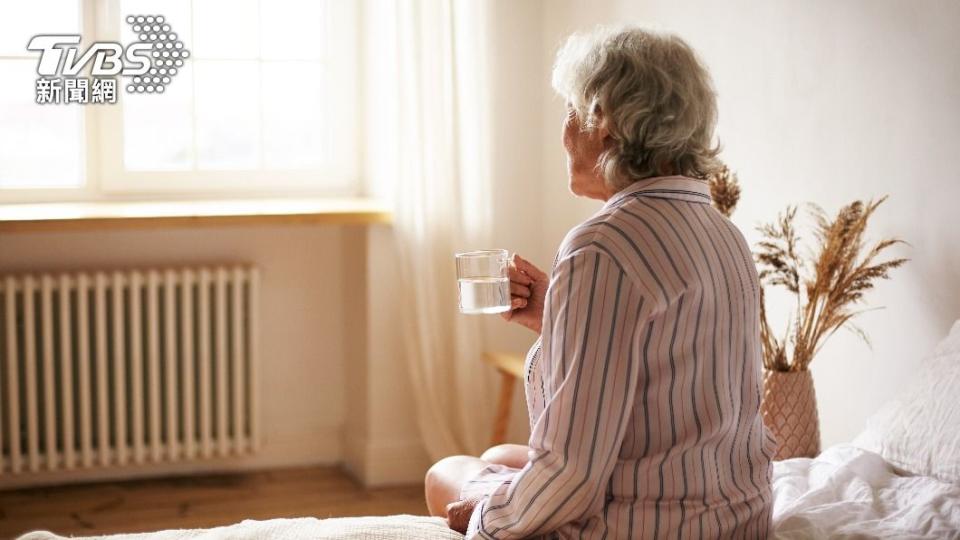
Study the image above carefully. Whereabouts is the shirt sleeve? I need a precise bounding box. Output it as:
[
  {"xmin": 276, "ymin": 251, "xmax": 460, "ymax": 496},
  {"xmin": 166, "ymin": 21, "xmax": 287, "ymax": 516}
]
[{"xmin": 465, "ymin": 248, "xmax": 650, "ymax": 539}]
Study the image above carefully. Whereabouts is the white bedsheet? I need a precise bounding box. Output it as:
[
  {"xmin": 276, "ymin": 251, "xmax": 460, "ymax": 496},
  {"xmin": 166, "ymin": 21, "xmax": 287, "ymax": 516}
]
[{"xmin": 772, "ymin": 444, "xmax": 960, "ymax": 539}]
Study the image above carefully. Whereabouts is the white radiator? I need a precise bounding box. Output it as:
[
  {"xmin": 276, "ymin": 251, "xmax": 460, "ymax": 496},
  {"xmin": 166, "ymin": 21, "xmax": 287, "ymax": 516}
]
[{"xmin": 0, "ymin": 265, "xmax": 260, "ymax": 478}]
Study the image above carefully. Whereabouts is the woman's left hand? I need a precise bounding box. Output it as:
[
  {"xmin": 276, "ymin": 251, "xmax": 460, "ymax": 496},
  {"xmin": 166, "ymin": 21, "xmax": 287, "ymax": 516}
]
[
  {"xmin": 445, "ymin": 497, "xmax": 479, "ymax": 534},
  {"xmin": 500, "ymin": 253, "xmax": 549, "ymax": 334}
]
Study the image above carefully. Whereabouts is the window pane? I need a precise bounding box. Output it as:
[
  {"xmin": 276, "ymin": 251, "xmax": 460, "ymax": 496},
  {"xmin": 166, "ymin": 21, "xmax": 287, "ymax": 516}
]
[
  {"xmin": 112, "ymin": 0, "xmax": 356, "ymax": 190},
  {"xmin": 0, "ymin": 0, "xmax": 80, "ymax": 57},
  {"xmin": 0, "ymin": 60, "xmax": 83, "ymax": 188},
  {"xmin": 195, "ymin": 60, "xmax": 260, "ymax": 169},
  {"xmin": 262, "ymin": 61, "xmax": 325, "ymax": 169},
  {"xmin": 193, "ymin": 0, "xmax": 259, "ymax": 59},
  {"xmin": 260, "ymin": 0, "xmax": 324, "ymax": 60},
  {"xmin": 124, "ymin": 62, "xmax": 194, "ymax": 170},
  {"xmin": 120, "ymin": 0, "xmax": 192, "ymax": 171}
]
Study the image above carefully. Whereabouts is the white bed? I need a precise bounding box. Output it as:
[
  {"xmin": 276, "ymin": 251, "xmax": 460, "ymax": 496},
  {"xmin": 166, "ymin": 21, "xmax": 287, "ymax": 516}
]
[
  {"xmin": 20, "ymin": 448, "xmax": 957, "ymax": 540},
  {"xmin": 772, "ymin": 445, "xmax": 960, "ymax": 539},
  {"xmin": 776, "ymin": 319, "xmax": 960, "ymax": 539},
  {"xmin": 20, "ymin": 321, "xmax": 960, "ymax": 540}
]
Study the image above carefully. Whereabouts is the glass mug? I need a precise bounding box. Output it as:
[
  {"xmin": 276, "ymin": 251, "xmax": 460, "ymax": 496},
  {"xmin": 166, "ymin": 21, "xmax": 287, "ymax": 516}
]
[{"xmin": 455, "ymin": 249, "xmax": 511, "ymax": 314}]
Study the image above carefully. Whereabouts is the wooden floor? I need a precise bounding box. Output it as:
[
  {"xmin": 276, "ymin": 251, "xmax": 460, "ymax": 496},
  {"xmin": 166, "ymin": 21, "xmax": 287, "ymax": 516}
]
[{"xmin": 0, "ymin": 466, "xmax": 428, "ymax": 539}]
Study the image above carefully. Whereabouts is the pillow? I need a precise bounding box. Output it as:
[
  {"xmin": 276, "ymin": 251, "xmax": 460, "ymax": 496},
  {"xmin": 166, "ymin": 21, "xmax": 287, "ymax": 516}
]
[{"xmin": 853, "ymin": 319, "xmax": 960, "ymax": 483}]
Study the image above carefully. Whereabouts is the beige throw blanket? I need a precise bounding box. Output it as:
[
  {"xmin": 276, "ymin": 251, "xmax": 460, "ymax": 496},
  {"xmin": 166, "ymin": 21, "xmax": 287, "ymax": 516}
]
[{"xmin": 17, "ymin": 515, "xmax": 464, "ymax": 540}]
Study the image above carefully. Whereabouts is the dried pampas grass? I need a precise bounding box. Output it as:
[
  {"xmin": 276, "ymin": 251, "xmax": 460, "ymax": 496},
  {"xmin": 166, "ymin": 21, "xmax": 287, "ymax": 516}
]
[
  {"xmin": 755, "ymin": 198, "xmax": 908, "ymax": 372},
  {"xmin": 707, "ymin": 164, "xmax": 908, "ymax": 372},
  {"xmin": 708, "ymin": 165, "xmax": 741, "ymax": 218}
]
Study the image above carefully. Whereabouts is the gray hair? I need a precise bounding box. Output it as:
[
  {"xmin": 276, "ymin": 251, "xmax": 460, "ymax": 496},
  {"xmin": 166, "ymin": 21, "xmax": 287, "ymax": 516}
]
[{"xmin": 552, "ymin": 26, "xmax": 722, "ymax": 189}]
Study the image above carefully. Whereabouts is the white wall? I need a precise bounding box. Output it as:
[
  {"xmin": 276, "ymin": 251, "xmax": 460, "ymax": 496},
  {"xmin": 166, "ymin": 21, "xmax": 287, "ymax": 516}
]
[
  {"xmin": 537, "ymin": 0, "xmax": 960, "ymax": 446},
  {"xmin": 342, "ymin": 225, "xmax": 432, "ymax": 486}
]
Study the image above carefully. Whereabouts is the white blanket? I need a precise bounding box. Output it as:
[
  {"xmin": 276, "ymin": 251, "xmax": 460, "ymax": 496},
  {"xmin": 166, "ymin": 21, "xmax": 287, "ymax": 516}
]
[
  {"xmin": 19, "ymin": 446, "xmax": 960, "ymax": 540},
  {"xmin": 772, "ymin": 445, "xmax": 960, "ymax": 539}
]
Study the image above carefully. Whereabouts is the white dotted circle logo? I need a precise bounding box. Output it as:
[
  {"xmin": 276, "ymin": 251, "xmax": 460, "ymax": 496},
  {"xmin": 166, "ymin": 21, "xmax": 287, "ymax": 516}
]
[{"xmin": 124, "ymin": 14, "xmax": 189, "ymax": 94}]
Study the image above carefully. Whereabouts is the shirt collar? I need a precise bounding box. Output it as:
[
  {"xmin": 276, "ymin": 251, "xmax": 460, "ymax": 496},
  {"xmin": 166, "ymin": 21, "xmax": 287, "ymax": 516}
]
[{"xmin": 601, "ymin": 175, "xmax": 713, "ymax": 212}]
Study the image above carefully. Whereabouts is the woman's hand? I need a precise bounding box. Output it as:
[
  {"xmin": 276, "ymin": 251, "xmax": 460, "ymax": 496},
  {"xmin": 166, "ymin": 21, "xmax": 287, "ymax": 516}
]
[
  {"xmin": 501, "ymin": 254, "xmax": 549, "ymax": 335},
  {"xmin": 445, "ymin": 497, "xmax": 479, "ymax": 534}
]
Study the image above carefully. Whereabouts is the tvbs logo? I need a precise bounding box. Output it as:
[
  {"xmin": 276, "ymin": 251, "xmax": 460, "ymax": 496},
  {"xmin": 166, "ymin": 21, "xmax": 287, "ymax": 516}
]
[{"xmin": 28, "ymin": 15, "xmax": 189, "ymax": 104}]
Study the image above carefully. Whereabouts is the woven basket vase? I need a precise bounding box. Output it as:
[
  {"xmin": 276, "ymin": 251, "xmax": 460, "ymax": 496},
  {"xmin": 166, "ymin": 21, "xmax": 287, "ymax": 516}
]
[{"xmin": 761, "ymin": 369, "xmax": 821, "ymax": 460}]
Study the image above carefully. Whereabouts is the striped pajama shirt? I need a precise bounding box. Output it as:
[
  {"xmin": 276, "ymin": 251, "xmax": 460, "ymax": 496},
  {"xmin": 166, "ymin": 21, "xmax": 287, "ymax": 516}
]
[{"xmin": 461, "ymin": 176, "xmax": 775, "ymax": 539}]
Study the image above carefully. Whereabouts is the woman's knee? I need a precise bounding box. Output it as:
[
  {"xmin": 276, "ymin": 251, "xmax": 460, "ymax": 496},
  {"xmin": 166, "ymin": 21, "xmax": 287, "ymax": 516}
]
[
  {"xmin": 480, "ymin": 443, "xmax": 529, "ymax": 469},
  {"xmin": 424, "ymin": 455, "xmax": 483, "ymax": 517},
  {"xmin": 425, "ymin": 455, "xmax": 464, "ymax": 495}
]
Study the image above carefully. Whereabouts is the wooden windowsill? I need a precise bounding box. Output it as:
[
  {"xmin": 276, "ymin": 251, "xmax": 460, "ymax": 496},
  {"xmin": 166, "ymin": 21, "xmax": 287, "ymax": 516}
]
[{"xmin": 0, "ymin": 198, "xmax": 392, "ymax": 233}]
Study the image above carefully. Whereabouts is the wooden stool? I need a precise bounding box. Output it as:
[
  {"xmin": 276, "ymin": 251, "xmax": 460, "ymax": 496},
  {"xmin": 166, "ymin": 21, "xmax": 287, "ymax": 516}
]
[{"xmin": 483, "ymin": 352, "xmax": 525, "ymax": 446}]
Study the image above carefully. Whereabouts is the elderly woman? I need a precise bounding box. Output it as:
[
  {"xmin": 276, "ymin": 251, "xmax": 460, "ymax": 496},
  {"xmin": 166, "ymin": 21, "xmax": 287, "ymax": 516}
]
[{"xmin": 426, "ymin": 26, "xmax": 774, "ymax": 539}]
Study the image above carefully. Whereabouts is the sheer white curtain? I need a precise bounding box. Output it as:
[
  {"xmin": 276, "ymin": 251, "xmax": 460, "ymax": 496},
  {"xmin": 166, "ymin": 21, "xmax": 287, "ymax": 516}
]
[{"xmin": 365, "ymin": 0, "xmax": 499, "ymax": 461}]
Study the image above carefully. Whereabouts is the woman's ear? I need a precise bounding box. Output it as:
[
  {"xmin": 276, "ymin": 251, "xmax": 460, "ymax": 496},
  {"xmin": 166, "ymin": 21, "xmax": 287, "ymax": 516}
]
[{"xmin": 593, "ymin": 105, "xmax": 612, "ymax": 144}]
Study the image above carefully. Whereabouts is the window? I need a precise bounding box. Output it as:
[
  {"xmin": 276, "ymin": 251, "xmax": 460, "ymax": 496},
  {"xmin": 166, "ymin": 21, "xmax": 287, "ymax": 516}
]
[{"xmin": 0, "ymin": 0, "xmax": 359, "ymax": 202}]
